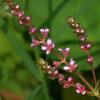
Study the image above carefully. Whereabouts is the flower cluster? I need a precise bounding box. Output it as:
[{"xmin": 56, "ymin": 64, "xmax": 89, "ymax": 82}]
[
  {"xmin": 4, "ymin": 0, "xmax": 99, "ymax": 97},
  {"xmin": 67, "ymin": 17, "xmax": 97, "ymax": 91},
  {"xmin": 5, "ymin": 0, "xmax": 55, "ymax": 55},
  {"xmin": 6, "ymin": 0, "xmax": 36, "ymax": 35},
  {"xmin": 63, "ymin": 58, "xmax": 78, "ymax": 72},
  {"xmin": 39, "ymin": 58, "xmax": 86, "ymax": 94},
  {"xmin": 76, "ymin": 83, "xmax": 86, "ymax": 95},
  {"xmin": 67, "ymin": 17, "xmax": 94, "ymax": 65},
  {"xmin": 52, "ymin": 48, "xmax": 78, "ymax": 73},
  {"xmin": 31, "ymin": 28, "xmax": 55, "ymax": 55}
]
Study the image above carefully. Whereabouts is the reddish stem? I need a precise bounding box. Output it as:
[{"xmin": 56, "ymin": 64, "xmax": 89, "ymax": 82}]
[
  {"xmin": 86, "ymin": 52, "xmax": 97, "ymax": 87},
  {"xmin": 89, "ymin": 65, "xmax": 97, "ymax": 86},
  {"xmin": 75, "ymin": 71, "xmax": 94, "ymax": 91}
]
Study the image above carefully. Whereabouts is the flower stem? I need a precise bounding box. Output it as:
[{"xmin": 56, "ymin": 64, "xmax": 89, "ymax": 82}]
[
  {"xmin": 52, "ymin": 50, "xmax": 63, "ymax": 61},
  {"xmin": 89, "ymin": 64, "xmax": 97, "ymax": 87},
  {"xmin": 87, "ymin": 52, "xmax": 97, "ymax": 87},
  {"xmin": 86, "ymin": 49, "xmax": 97, "ymax": 86}
]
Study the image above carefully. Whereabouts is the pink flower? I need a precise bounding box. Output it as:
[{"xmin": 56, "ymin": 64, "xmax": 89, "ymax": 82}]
[
  {"xmin": 63, "ymin": 77, "xmax": 74, "ymax": 88},
  {"xmin": 63, "ymin": 58, "xmax": 78, "ymax": 72},
  {"xmin": 81, "ymin": 43, "xmax": 92, "ymax": 52},
  {"xmin": 75, "ymin": 28, "xmax": 85, "ymax": 35},
  {"xmin": 31, "ymin": 39, "xmax": 40, "ymax": 47},
  {"xmin": 75, "ymin": 83, "xmax": 86, "ymax": 95},
  {"xmin": 29, "ymin": 26, "xmax": 36, "ymax": 34},
  {"xmin": 19, "ymin": 16, "xmax": 31, "ymax": 25},
  {"xmin": 40, "ymin": 28, "xmax": 49, "ymax": 38},
  {"xmin": 79, "ymin": 34, "xmax": 87, "ymax": 42},
  {"xmin": 50, "ymin": 69, "xmax": 59, "ymax": 80},
  {"xmin": 58, "ymin": 48, "xmax": 70, "ymax": 58},
  {"xmin": 18, "ymin": 11, "xmax": 24, "ymax": 18},
  {"xmin": 11, "ymin": 4, "xmax": 20, "ymax": 16},
  {"xmin": 57, "ymin": 74, "xmax": 65, "ymax": 84},
  {"xmin": 87, "ymin": 55, "xmax": 94, "ymax": 64},
  {"xmin": 53, "ymin": 61, "xmax": 61, "ymax": 69},
  {"xmin": 41, "ymin": 39, "xmax": 55, "ymax": 55}
]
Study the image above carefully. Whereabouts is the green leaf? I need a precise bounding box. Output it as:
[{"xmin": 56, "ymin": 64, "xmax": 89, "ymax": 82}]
[{"xmin": 28, "ymin": 85, "xmax": 41, "ymax": 100}]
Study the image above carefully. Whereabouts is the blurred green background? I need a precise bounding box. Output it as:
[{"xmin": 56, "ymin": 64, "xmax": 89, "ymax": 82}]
[{"xmin": 0, "ymin": 0, "xmax": 100, "ymax": 100}]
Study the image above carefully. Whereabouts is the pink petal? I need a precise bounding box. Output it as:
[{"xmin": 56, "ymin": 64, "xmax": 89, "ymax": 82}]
[
  {"xmin": 70, "ymin": 58, "xmax": 75, "ymax": 65},
  {"xmin": 87, "ymin": 44, "xmax": 91, "ymax": 48},
  {"xmin": 68, "ymin": 77, "xmax": 73, "ymax": 82},
  {"xmin": 31, "ymin": 43, "xmax": 34, "ymax": 47},
  {"xmin": 58, "ymin": 48, "xmax": 63, "ymax": 51},
  {"xmin": 46, "ymin": 50, "xmax": 50, "ymax": 55},
  {"xmin": 40, "ymin": 28, "xmax": 44, "ymax": 33},
  {"xmin": 65, "ymin": 48, "xmax": 70, "ymax": 52},
  {"xmin": 76, "ymin": 89, "xmax": 80, "ymax": 93},
  {"xmin": 52, "ymin": 44, "xmax": 55, "ymax": 48},
  {"xmin": 63, "ymin": 66, "xmax": 69, "ymax": 70},
  {"xmin": 45, "ymin": 28, "xmax": 49, "ymax": 32},
  {"xmin": 47, "ymin": 39, "xmax": 52, "ymax": 44},
  {"xmin": 41, "ymin": 46, "xmax": 47, "ymax": 50},
  {"xmin": 82, "ymin": 91, "xmax": 86, "ymax": 95}
]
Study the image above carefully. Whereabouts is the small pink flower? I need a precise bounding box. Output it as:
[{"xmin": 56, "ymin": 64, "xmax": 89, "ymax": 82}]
[
  {"xmin": 40, "ymin": 28, "xmax": 49, "ymax": 38},
  {"xmin": 81, "ymin": 43, "xmax": 92, "ymax": 52},
  {"xmin": 31, "ymin": 39, "xmax": 40, "ymax": 47},
  {"xmin": 75, "ymin": 83, "xmax": 86, "ymax": 95},
  {"xmin": 18, "ymin": 11, "xmax": 24, "ymax": 18},
  {"xmin": 75, "ymin": 28, "xmax": 85, "ymax": 34},
  {"xmin": 63, "ymin": 58, "xmax": 78, "ymax": 72},
  {"xmin": 19, "ymin": 16, "xmax": 31, "ymax": 25},
  {"xmin": 79, "ymin": 34, "xmax": 87, "ymax": 42},
  {"xmin": 24, "ymin": 16, "xmax": 31, "ymax": 24},
  {"xmin": 63, "ymin": 77, "xmax": 74, "ymax": 88},
  {"xmin": 50, "ymin": 69, "xmax": 59, "ymax": 80},
  {"xmin": 29, "ymin": 26, "xmax": 36, "ymax": 34},
  {"xmin": 41, "ymin": 39, "xmax": 55, "ymax": 55},
  {"xmin": 53, "ymin": 61, "xmax": 61, "ymax": 69},
  {"xmin": 19, "ymin": 16, "xmax": 25, "ymax": 25},
  {"xmin": 15, "ymin": 4, "xmax": 20, "ymax": 9},
  {"xmin": 87, "ymin": 55, "xmax": 94, "ymax": 64},
  {"xmin": 11, "ymin": 4, "xmax": 20, "ymax": 16},
  {"xmin": 57, "ymin": 74, "xmax": 65, "ymax": 84},
  {"xmin": 58, "ymin": 48, "xmax": 70, "ymax": 58}
]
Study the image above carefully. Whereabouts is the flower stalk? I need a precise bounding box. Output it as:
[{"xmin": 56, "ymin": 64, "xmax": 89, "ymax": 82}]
[{"xmin": 67, "ymin": 17, "xmax": 97, "ymax": 87}]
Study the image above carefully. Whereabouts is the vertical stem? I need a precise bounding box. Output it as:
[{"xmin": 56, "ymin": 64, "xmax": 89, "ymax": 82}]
[
  {"xmin": 87, "ymin": 52, "xmax": 97, "ymax": 87},
  {"xmin": 89, "ymin": 65, "xmax": 97, "ymax": 86}
]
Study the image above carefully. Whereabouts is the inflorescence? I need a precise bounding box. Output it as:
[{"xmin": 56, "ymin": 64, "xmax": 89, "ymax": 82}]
[{"xmin": 2, "ymin": 0, "xmax": 100, "ymax": 99}]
